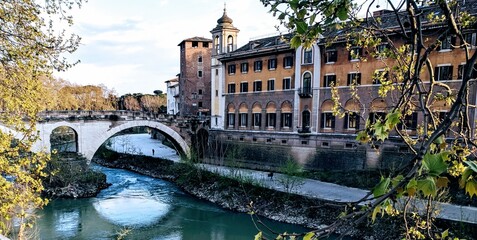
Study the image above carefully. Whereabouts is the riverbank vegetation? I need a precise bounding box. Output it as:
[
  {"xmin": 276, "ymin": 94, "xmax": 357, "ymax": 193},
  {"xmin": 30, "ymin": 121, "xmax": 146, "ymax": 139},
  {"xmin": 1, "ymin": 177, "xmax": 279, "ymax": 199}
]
[
  {"xmin": 42, "ymin": 152, "xmax": 110, "ymax": 199},
  {"xmin": 94, "ymin": 146, "xmax": 476, "ymax": 239}
]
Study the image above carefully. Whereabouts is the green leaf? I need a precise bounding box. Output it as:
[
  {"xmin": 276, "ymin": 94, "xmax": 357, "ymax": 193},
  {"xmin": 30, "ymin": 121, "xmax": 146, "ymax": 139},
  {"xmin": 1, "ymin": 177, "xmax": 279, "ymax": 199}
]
[
  {"xmin": 296, "ymin": 21, "xmax": 308, "ymax": 34},
  {"xmin": 255, "ymin": 231, "xmax": 262, "ymax": 240},
  {"xmin": 465, "ymin": 179, "xmax": 477, "ymax": 198},
  {"xmin": 422, "ymin": 152, "xmax": 448, "ymax": 177},
  {"xmin": 303, "ymin": 232, "xmax": 315, "ymax": 240},
  {"xmin": 441, "ymin": 229, "xmax": 449, "ymax": 239},
  {"xmin": 417, "ymin": 177, "xmax": 437, "ymax": 197},
  {"xmin": 371, "ymin": 205, "xmax": 381, "ymax": 223},
  {"xmin": 336, "ymin": 7, "xmax": 348, "ymax": 21},
  {"xmin": 373, "ymin": 177, "xmax": 390, "ymax": 197},
  {"xmin": 297, "ymin": 9, "xmax": 307, "ymax": 19},
  {"xmin": 356, "ymin": 130, "xmax": 369, "ymax": 143},
  {"xmin": 464, "ymin": 160, "xmax": 477, "ymax": 173},
  {"xmin": 385, "ymin": 111, "xmax": 401, "ymax": 129},
  {"xmin": 373, "ymin": 121, "xmax": 388, "ymax": 141},
  {"xmin": 290, "ymin": 35, "xmax": 302, "ymax": 48}
]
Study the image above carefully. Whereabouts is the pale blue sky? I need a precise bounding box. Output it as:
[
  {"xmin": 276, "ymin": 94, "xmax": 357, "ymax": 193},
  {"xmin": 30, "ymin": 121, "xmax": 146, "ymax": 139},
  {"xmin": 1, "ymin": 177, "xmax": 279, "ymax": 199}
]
[{"xmin": 54, "ymin": 0, "xmax": 285, "ymax": 95}]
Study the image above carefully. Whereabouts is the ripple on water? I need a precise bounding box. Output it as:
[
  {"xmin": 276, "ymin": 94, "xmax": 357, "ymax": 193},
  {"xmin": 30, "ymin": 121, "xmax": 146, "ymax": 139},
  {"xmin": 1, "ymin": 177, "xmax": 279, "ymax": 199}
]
[{"xmin": 93, "ymin": 197, "xmax": 170, "ymax": 227}]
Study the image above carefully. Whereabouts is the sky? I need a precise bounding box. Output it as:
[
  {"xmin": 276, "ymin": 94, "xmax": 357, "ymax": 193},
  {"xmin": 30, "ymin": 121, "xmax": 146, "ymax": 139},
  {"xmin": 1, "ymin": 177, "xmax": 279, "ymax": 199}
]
[{"xmin": 54, "ymin": 0, "xmax": 285, "ymax": 95}]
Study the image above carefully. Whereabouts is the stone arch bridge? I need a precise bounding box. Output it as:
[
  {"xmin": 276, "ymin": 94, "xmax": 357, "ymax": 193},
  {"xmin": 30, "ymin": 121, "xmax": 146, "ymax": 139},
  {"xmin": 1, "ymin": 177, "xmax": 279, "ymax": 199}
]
[{"xmin": 15, "ymin": 110, "xmax": 208, "ymax": 161}]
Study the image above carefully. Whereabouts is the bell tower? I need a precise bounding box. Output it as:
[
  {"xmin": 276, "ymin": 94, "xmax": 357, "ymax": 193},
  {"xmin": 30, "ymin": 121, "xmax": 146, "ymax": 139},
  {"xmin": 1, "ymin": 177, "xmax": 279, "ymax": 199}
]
[{"xmin": 210, "ymin": 4, "xmax": 240, "ymax": 129}]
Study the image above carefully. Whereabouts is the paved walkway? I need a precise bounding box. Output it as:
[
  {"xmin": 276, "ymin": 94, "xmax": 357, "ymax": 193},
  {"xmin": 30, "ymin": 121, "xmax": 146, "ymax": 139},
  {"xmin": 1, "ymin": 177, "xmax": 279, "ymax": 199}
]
[{"xmin": 199, "ymin": 164, "xmax": 477, "ymax": 224}]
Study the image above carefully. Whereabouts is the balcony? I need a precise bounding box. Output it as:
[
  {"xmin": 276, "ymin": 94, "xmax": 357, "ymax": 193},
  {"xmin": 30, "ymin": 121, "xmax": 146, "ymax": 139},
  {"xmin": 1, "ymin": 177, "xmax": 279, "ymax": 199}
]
[{"xmin": 298, "ymin": 87, "xmax": 312, "ymax": 98}]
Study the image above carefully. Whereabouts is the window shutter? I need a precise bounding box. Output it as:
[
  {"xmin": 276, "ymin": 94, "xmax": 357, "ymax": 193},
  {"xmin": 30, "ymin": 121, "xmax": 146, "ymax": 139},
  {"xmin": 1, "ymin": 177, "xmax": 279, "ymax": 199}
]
[
  {"xmin": 411, "ymin": 112, "xmax": 418, "ymax": 130},
  {"xmin": 355, "ymin": 115, "xmax": 360, "ymax": 130},
  {"xmin": 448, "ymin": 67, "xmax": 453, "ymax": 80},
  {"xmin": 434, "ymin": 67, "xmax": 439, "ymax": 81},
  {"xmin": 331, "ymin": 116, "xmax": 335, "ymax": 128}
]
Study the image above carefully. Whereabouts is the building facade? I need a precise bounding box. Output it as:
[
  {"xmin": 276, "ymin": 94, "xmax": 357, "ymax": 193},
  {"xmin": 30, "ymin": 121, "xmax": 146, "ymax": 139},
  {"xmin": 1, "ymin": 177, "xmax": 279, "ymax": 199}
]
[
  {"xmin": 178, "ymin": 37, "xmax": 213, "ymax": 117},
  {"xmin": 207, "ymin": 2, "xmax": 477, "ymax": 170},
  {"xmin": 165, "ymin": 77, "xmax": 179, "ymax": 115}
]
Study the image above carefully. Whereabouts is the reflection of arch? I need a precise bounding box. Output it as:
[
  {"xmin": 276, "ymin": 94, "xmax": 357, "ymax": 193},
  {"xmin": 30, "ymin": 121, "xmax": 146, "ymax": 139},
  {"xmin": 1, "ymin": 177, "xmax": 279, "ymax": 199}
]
[
  {"xmin": 239, "ymin": 102, "xmax": 248, "ymax": 113},
  {"xmin": 50, "ymin": 126, "xmax": 78, "ymax": 153},
  {"xmin": 227, "ymin": 103, "xmax": 236, "ymax": 113},
  {"xmin": 266, "ymin": 101, "xmax": 276, "ymax": 113},
  {"xmin": 321, "ymin": 99, "xmax": 334, "ymax": 111},
  {"xmin": 370, "ymin": 98, "xmax": 387, "ymax": 112},
  {"xmin": 281, "ymin": 101, "xmax": 292, "ymax": 113},
  {"xmin": 252, "ymin": 102, "xmax": 262, "ymax": 113},
  {"xmin": 344, "ymin": 99, "xmax": 360, "ymax": 112}
]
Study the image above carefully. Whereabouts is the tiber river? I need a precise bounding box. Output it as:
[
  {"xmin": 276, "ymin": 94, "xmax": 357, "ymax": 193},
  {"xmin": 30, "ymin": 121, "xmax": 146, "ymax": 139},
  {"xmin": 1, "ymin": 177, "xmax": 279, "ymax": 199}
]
[{"xmin": 37, "ymin": 134, "xmax": 310, "ymax": 239}]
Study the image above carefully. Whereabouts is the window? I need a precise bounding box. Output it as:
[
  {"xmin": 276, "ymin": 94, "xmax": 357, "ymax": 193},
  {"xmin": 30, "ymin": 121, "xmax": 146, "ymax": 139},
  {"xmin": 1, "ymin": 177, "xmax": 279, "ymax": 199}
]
[
  {"xmin": 240, "ymin": 82, "xmax": 248, "ymax": 93},
  {"xmin": 281, "ymin": 113, "xmax": 292, "ymax": 128},
  {"xmin": 376, "ymin": 43, "xmax": 389, "ymax": 58},
  {"xmin": 254, "ymin": 60, "xmax": 263, "ymax": 72},
  {"xmin": 458, "ymin": 64, "xmax": 477, "ymax": 79},
  {"xmin": 440, "ymin": 35, "xmax": 455, "ymax": 51},
  {"xmin": 369, "ymin": 112, "xmax": 386, "ymax": 124},
  {"xmin": 283, "ymin": 56, "xmax": 293, "ymax": 68},
  {"xmin": 347, "ymin": 72, "xmax": 361, "ymax": 85},
  {"xmin": 464, "ymin": 33, "xmax": 476, "ymax": 47},
  {"xmin": 320, "ymin": 112, "xmax": 335, "ymax": 129},
  {"xmin": 228, "ymin": 83, "xmax": 236, "ymax": 93},
  {"xmin": 372, "ymin": 70, "xmax": 389, "ymax": 84},
  {"xmin": 227, "ymin": 113, "xmax": 235, "ymax": 127},
  {"xmin": 301, "ymin": 72, "xmax": 312, "ymax": 95},
  {"xmin": 239, "ymin": 113, "xmax": 248, "ymax": 127},
  {"xmin": 215, "ymin": 36, "xmax": 220, "ymax": 54},
  {"xmin": 303, "ymin": 48, "xmax": 313, "ymax": 64},
  {"xmin": 325, "ymin": 49, "xmax": 337, "ymax": 63},
  {"xmin": 266, "ymin": 113, "xmax": 276, "ymax": 128},
  {"xmin": 267, "ymin": 79, "xmax": 275, "ymax": 91},
  {"xmin": 283, "ymin": 78, "xmax": 291, "ymax": 90},
  {"xmin": 192, "ymin": 41, "xmax": 198, "ymax": 48},
  {"xmin": 398, "ymin": 112, "xmax": 418, "ymax": 131},
  {"xmin": 215, "ymin": 69, "xmax": 218, "ymax": 75},
  {"xmin": 215, "ymin": 90, "xmax": 218, "ymax": 97},
  {"xmin": 253, "ymin": 81, "xmax": 262, "ymax": 92},
  {"xmin": 228, "ymin": 64, "xmax": 236, "ymax": 74},
  {"xmin": 323, "ymin": 74, "xmax": 336, "ymax": 87},
  {"xmin": 241, "ymin": 62, "xmax": 249, "ymax": 73},
  {"xmin": 203, "ymin": 42, "xmax": 209, "ymax": 48},
  {"xmin": 198, "ymin": 70, "xmax": 203, "ymax": 77},
  {"xmin": 268, "ymin": 58, "xmax": 277, "ymax": 70},
  {"xmin": 349, "ymin": 47, "xmax": 362, "ymax": 61},
  {"xmin": 344, "ymin": 112, "xmax": 359, "ymax": 129},
  {"xmin": 227, "ymin": 36, "xmax": 234, "ymax": 52},
  {"xmin": 302, "ymin": 111, "xmax": 311, "ymax": 128},
  {"xmin": 198, "ymin": 102, "xmax": 203, "ymax": 108},
  {"xmin": 198, "ymin": 89, "xmax": 202, "ymax": 95},
  {"xmin": 198, "ymin": 56, "xmax": 203, "ymax": 63},
  {"xmin": 435, "ymin": 65, "xmax": 453, "ymax": 81},
  {"xmin": 252, "ymin": 113, "xmax": 261, "ymax": 128}
]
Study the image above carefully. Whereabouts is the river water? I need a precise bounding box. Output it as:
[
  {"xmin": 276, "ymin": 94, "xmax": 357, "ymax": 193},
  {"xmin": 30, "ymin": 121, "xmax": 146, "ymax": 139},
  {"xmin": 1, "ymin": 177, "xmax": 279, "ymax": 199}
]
[{"xmin": 37, "ymin": 134, "xmax": 310, "ymax": 239}]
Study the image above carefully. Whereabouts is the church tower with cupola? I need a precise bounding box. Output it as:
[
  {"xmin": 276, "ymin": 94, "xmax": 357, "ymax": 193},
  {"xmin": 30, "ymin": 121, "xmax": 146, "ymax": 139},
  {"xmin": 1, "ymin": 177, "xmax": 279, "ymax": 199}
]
[{"xmin": 210, "ymin": 5, "xmax": 240, "ymax": 129}]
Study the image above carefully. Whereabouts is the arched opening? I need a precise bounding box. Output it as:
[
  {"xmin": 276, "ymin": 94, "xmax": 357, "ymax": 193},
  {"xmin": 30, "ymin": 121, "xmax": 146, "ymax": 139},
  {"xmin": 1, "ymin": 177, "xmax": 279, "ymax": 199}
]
[
  {"xmin": 238, "ymin": 102, "xmax": 248, "ymax": 128},
  {"xmin": 300, "ymin": 72, "xmax": 312, "ymax": 97},
  {"xmin": 266, "ymin": 101, "xmax": 277, "ymax": 129},
  {"xmin": 281, "ymin": 101, "xmax": 293, "ymax": 129},
  {"xmin": 215, "ymin": 36, "xmax": 220, "ymax": 54},
  {"xmin": 50, "ymin": 126, "xmax": 78, "ymax": 153},
  {"xmin": 320, "ymin": 100, "xmax": 335, "ymax": 130},
  {"xmin": 227, "ymin": 103, "xmax": 236, "ymax": 128},
  {"xmin": 227, "ymin": 35, "xmax": 234, "ymax": 53},
  {"xmin": 344, "ymin": 99, "xmax": 360, "ymax": 130},
  {"xmin": 252, "ymin": 102, "xmax": 262, "ymax": 129}
]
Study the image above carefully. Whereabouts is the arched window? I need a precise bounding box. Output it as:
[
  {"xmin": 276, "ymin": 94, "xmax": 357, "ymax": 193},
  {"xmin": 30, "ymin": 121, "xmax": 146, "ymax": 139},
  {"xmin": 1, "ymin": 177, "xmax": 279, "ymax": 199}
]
[
  {"xmin": 215, "ymin": 36, "xmax": 220, "ymax": 54},
  {"xmin": 227, "ymin": 36, "xmax": 234, "ymax": 53},
  {"xmin": 302, "ymin": 72, "xmax": 312, "ymax": 95}
]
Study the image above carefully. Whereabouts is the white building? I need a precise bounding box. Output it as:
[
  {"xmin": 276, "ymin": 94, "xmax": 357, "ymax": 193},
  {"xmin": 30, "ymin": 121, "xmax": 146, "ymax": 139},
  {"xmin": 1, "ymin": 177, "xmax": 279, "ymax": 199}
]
[{"xmin": 165, "ymin": 77, "xmax": 179, "ymax": 115}]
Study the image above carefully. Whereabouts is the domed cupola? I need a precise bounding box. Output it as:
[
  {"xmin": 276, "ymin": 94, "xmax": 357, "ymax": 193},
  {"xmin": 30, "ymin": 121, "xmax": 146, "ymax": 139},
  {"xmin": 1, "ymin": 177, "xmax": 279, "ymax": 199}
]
[{"xmin": 217, "ymin": 8, "xmax": 233, "ymax": 25}]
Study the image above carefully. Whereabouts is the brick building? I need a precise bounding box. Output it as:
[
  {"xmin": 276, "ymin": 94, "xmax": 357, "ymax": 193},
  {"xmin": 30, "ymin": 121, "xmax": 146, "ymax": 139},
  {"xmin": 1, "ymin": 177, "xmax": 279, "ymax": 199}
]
[
  {"xmin": 207, "ymin": 2, "xmax": 477, "ymax": 170},
  {"xmin": 178, "ymin": 37, "xmax": 212, "ymax": 117}
]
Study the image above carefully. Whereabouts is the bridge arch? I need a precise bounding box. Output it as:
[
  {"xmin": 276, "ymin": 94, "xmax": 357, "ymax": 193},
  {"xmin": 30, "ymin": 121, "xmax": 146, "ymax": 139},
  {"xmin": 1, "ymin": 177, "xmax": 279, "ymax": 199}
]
[{"xmin": 88, "ymin": 120, "xmax": 190, "ymax": 161}]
